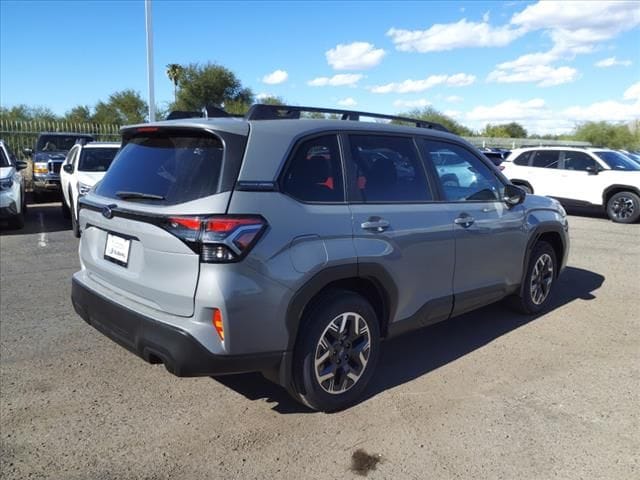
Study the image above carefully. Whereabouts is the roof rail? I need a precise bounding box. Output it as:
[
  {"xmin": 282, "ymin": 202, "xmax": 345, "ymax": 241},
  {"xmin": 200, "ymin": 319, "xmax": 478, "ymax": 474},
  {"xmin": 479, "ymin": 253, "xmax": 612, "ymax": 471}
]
[{"xmin": 244, "ymin": 104, "xmax": 450, "ymax": 132}]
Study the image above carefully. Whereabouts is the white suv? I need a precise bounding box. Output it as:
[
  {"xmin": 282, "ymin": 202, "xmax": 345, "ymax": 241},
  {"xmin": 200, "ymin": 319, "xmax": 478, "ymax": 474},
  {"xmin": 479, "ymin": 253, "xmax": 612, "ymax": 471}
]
[
  {"xmin": 502, "ymin": 147, "xmax": 640, "ymax": 223},
  {"xmin": 0, "ymin": 140, "xmax": 28, "ymax": 229},
  {"xmin": 60, "ymin": 142, "xmax": 120, "ymax": 236}
]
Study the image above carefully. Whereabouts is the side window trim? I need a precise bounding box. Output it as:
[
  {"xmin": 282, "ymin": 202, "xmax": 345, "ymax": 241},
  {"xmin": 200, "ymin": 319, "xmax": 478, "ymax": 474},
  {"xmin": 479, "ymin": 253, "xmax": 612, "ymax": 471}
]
[
  {"xmin": 342, "ymin": 132, "xmax": 435, "ymax": 204},
  {"xmin": 278, "ymin": 132, "xmax": 346, "ymax": 204}
]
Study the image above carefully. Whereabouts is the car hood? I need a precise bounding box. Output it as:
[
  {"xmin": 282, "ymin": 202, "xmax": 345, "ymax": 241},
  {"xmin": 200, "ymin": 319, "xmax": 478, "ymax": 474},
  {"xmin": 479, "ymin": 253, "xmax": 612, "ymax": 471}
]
[
  {"xmin": 76, "ymin": 171, "xmax": 107, "ymax": 187},
  {"xmin": 522, "ymin": 192, "xmax": 564, "ymax": 213},
  {"xmin": 34, "ymin": 151, "xmax": 67, "ymax": 163},
  {"xmin": 0, "ymin": 166, "xmax": 15, "ymax": 180}
]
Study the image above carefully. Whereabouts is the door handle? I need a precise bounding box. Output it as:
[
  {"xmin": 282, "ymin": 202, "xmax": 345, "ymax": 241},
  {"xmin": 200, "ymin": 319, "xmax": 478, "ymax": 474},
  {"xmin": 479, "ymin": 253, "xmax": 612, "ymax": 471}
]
[
  {"xmin": 361, "ymin": 217, "xmax": 390, "ymax": 232},
  {"xmin": 454, "ymin": 215, "xmax": 475, "ymax": 228}
]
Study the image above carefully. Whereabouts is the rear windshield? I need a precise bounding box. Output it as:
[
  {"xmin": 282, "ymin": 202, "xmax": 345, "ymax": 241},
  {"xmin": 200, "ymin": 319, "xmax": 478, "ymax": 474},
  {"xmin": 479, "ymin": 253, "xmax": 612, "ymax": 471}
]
[
  {"xmin": 36, "ymin": 135, "xmax": 94, "ymax": 152},
  {"xmin": 79, "ymin": 148, "xmax": 119, "ymax": 172},
  {"xmin": 95, "ymin": 132, "xmax": 224, "ymax": 204}
]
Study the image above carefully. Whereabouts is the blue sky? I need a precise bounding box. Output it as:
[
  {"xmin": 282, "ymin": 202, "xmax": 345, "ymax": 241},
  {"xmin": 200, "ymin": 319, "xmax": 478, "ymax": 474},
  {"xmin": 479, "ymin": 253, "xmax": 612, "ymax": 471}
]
[{"xmin": 1, "ymin": 0, "xmax": 639, "ymax": 134}]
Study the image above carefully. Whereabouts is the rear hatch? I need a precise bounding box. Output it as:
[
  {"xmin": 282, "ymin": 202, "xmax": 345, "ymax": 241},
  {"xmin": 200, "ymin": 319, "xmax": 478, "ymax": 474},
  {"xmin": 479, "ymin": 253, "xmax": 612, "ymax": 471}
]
[{"xmin": 78, "ymin": 126, "xmax": 247, "ymax": 317}]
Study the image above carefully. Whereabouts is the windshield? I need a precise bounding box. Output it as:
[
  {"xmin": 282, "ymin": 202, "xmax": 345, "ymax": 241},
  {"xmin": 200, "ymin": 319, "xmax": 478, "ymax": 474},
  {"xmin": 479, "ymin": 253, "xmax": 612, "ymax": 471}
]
[
  {"xmin": 78, "ymin": 148, "xmax": 119, "ymax": 172},
  {"xmin": 36, "ymin": 135, "xmax": 94, "ymax": 152},
  {"xmin": 95, "ymin": 132, "xmax": 225, "ymax": 205},
  {"xmin": 595, "ymin": 151, "xmax": 640, "ymax": 171}
]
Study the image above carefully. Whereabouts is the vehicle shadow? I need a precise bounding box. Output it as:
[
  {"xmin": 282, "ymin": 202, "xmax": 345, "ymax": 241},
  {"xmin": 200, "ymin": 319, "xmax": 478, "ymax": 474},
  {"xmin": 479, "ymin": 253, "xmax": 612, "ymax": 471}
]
[
  {"xmin": 0, "ymin": 201, "xmax": 71, "ymax": 236},
  {"xmin": 211, "ymin": 266, "xmax": 604, "ymax": 414}
]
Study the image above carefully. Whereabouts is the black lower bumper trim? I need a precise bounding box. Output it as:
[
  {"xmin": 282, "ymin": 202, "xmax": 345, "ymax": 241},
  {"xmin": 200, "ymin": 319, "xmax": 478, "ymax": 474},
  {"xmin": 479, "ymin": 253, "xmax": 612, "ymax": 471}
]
[{"xmin": 71, "ymin": 278, "xmax": 284, "ymax": 377}]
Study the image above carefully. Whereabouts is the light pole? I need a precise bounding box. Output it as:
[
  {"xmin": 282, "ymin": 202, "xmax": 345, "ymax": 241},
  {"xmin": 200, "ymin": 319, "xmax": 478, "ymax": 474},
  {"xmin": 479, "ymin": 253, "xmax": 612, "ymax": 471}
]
[{"xmin": 145, "ymin": 0, "xmax": 156, "ymax": 122}]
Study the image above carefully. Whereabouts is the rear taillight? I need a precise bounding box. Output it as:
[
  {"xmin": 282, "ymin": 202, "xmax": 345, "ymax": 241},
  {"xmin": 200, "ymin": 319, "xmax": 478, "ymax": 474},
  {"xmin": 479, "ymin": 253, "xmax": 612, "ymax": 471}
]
[{"xmin": 164, "ymin": 215, "xmax": 267, "ymax": 263}]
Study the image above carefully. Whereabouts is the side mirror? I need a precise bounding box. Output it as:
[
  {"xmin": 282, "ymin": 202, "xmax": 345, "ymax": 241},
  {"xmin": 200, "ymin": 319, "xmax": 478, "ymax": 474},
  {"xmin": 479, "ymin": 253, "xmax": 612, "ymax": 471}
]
[
  {"xmin": 503, "ymin": 184, "xmax": 526, "ymax": 207},
  {"xmin": 15, "ymin": 160, "xmax": 28, "ymax": 171},
  {"xmin": 63, "ymin": 163, "xmax": 74, "ymax": 174},
  {"xmin": 23, "ymin": 148, "xmax": 33, "ymax": 156},
  {"xmin": 585, "ymin": 165, "xmax": 600, "ymax": 175}
]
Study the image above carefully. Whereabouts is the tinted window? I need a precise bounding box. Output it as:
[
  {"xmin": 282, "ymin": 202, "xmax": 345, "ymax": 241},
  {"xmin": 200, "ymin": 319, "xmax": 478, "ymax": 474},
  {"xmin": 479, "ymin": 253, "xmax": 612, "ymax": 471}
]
[
  {"xmin": 0, "ymin": 149, "xmax": 10, "ymax": 168},
  {"xmin": 531, "ymin": 151, "xmax": 560, "ymax": 168},
  {"xmin": 281, "ymin": 135, "xmax": 343, "ymax": 202},
  {"xmin": 421, "ymin": 140, "xmax": 503, "ymax": 201},
  {"xmin": 78, "ymin": 148, "xmax": 119, "ymax": 172},
  {"xmin": 347, "ymin": 135, "xmax": 432, "ymax": 202},
  {"xmin": 594, "ymin": 151, "xmax": 640, "ymax": 171},
  {"xmin": 96, "ymin": 132, "xmax": 224, "ymax": 205},
  {"xmin": 512, "ymin": 151, "xmax": 532, "ymax": 166},
  {"xmin": 36, "ymin": 135, "xmax": 93, "ymax": 152},
  {"xmin": 561, "ymin": 151, "xmax": 595, "ymax": 171}
]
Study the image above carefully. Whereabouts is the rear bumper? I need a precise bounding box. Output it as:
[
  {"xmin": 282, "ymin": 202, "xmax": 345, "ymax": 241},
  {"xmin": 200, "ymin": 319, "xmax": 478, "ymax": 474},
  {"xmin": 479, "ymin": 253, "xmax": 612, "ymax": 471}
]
[{"xmin": 71, "ymin": 277, "xmax": 284, "ymax": 377}]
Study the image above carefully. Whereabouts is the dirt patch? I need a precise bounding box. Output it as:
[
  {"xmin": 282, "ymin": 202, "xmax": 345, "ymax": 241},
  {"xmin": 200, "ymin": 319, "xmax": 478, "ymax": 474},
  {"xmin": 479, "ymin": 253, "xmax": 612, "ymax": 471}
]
[{"xmin": 350, "ymin": 449, "xmax": 382, "ymax": 476}]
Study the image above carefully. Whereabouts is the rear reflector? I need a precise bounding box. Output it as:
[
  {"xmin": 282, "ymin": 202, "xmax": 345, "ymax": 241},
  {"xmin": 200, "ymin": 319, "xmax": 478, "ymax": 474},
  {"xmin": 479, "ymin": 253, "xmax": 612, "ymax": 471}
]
[{"xmin": 213, "ymin": 309, "xmax": 224, "ymax": 340}]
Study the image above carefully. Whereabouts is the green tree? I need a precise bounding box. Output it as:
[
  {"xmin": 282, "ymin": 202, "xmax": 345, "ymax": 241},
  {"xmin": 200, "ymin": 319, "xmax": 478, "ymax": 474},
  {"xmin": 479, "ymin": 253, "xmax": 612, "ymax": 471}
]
[
  {"xmin": 572, "ymin": 121, "xmax": 639, "ymax": 150},
  {"xmin": 64, "ymin": 105, "xmax": 93, "ymax": 123},
  {"xmin": 174, "ymin": 62, "xmax": 254, "ymax": 112},
  {"xmin": 165, "ymin": 63, "xmax": 184, "ymax": 103},
  {"xmin": 93, "ymin": 89, "xmax": 147, "ymax": 125},
  {"xmin": 398, "ymin": 106, "xmax": 473, "ymax": 136},
  {"xmin": 257, "ymin": 95, "xmax": 285, "ymax": 105},
  {"xmin": 483, "ymin": 122, "xmax": 527, "ymax": 138},
  {"xmin": 0, "ymin": 104, "xmax": 58, "ymax": 122}
]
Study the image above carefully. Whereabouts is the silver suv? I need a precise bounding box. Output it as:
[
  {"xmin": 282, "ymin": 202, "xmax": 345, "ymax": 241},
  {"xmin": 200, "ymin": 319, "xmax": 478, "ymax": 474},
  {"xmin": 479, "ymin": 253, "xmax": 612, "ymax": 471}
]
[{"xmin": 71, "ymin": 105, "xmax": 569, "ymax": 411}]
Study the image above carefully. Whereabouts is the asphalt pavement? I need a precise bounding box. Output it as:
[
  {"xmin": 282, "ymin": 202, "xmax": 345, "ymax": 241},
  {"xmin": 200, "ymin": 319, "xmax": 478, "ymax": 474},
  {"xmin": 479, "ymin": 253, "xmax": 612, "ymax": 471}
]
[{"xmin": 1, "ymin": 202, "xmax": 638, "ymax": 479}]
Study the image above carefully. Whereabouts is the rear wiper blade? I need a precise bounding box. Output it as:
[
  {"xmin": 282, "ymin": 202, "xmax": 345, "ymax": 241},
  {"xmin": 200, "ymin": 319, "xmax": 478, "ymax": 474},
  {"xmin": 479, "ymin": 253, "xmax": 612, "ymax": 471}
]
[{"xmin": 115, "ymin": 191, "xmax": 165, "ymax": 201}]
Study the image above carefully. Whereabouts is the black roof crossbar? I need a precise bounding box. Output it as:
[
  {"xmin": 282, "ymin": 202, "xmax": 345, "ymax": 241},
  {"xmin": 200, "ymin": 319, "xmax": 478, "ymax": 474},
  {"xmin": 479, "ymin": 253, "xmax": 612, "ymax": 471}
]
[{"xmin": 244, "ymin": 104, "xmax": 449, "ymax": 132}]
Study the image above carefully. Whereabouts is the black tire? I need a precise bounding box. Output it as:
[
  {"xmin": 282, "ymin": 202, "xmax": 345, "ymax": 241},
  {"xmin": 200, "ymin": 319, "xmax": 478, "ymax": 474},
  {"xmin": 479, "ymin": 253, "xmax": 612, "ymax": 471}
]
[
  {"xmin": 606, "ymin": 191, "xmax": 640, "ymax": 224},
  {"xmin": 71, "ymin": 201, "xmax": 80, "ymax": 238},
  {"xmin": 61, "ymin": 200, "xmax": 71, "ymax": 219},
  {"xmin": 292, "ymin": 290, "xmax": 380, "ymax": 412},
  {"xmin": 509, "ymin": 241, "xmax": 557, "ymax": 315}
]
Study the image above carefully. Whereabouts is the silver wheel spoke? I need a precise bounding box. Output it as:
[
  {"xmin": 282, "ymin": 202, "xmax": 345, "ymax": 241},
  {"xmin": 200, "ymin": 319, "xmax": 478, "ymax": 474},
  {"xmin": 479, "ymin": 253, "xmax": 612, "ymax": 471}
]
[{"xmin": 314, "ymin": 311, "xmax": 372, "ymax": 395}]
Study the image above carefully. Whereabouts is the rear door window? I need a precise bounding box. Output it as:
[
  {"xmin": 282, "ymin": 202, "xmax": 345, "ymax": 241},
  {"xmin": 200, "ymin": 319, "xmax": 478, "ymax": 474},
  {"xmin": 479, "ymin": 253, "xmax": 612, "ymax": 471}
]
[
  {"xmin": 346, "ymin": 135, "xmax": 432, "ymax": 202},
  {"xmin": 531, "ymin": 151, "xmax": 560, "ymax": 169},
  {"xmin": 95, "ymin": 132, "xmax": 225, "ymax": 205},
  {"xmin": 512, "ymin": 151, "xmax": 533, "ymax": 166},
  {"xmin": 281, "ymin": 134, "xmax": 344, "ymax": 203}
]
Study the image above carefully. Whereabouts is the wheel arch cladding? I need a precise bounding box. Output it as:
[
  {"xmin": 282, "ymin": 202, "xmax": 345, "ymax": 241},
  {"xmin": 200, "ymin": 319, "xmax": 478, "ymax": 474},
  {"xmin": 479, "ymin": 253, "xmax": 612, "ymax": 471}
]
[
  {"xmin": 285, "ymin": 263, "xmax": 398, "ymax": 351},
  {"xmin": 603, "ymin": 185, "xmax": 640, "ymax": 205}
]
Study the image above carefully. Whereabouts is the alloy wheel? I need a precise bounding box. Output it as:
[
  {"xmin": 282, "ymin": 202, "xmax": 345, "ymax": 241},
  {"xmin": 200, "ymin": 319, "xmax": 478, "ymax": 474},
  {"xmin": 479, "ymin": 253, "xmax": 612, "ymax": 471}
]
[
  {"xmin": 611, "ymin": 196, "xmax": 635, "ymax": 220},
  {"xmin": 314, "ymin": 312, "xmax": 371, "ymax": 395},
  {"xmin": 530, "ymin": 253, "xmax": 554, "ymax": 305}
]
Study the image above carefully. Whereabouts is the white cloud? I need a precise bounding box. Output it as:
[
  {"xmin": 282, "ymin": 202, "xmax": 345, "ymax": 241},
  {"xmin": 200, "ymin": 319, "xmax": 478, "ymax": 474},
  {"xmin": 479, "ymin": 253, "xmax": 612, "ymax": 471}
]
[
  {"xmin": 623, "ymin": 82, "xmax": 640, "ymax": 101},
  {"xmin": 387, "ymin": 19, "xmax": 523, "ymax": 52},
  {"xmin": 337, "ymin": 97, "xmax": 357, "ymax": 107},
  {"xmin": 487, "ymin": 64, "xmax": 578, "ymax": 87},
  {"xmin": 595, "ymin": 56, "xmax": 632, "ymax": 68},
  {"xmin": 307, "ymin": 74, "xmax": 363, "ymax": 87},
  {"xmin": 464, "ymin": 96, "xmax": 640, "ymax": 135},
  {"xmin": 562, "ymin": 101, "xmax": 640, "ymax": 123},
  {"xmin": 326, "ymin": 42, "xmax": 386, "ymax": 70},
  {"xmin": 444, "ymin": 109, "xmax": 462, "ymax": 119},
  {"xmin": 262, "ymin": 69, "xmax": 288, "ymax": 85},
  {"xmin": 371, "ymin": 73, "xmax": 476, "ymax": 93},
  {"xmin": 445, "ymin": 95, "xmax": 464, "ymax": 104},
  {"xmin": 392, "ymin": 98, "xmax": 431, "ymax": 108}
]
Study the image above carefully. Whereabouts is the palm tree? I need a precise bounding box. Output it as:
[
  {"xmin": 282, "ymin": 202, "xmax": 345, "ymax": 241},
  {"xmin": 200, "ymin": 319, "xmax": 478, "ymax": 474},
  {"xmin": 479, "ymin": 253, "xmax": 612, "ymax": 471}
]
[{"xmin": 165, "ymin": 64, "xmax": 184, "ymax": 103}]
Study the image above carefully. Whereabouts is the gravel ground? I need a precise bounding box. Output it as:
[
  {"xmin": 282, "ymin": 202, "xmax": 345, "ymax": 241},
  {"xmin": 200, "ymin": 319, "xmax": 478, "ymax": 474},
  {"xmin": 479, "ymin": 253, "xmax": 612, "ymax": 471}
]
[{"xmin": 1, "ymin": 203, "xmax": 638, "ymax": 479}]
